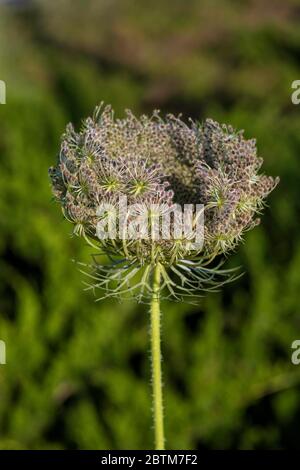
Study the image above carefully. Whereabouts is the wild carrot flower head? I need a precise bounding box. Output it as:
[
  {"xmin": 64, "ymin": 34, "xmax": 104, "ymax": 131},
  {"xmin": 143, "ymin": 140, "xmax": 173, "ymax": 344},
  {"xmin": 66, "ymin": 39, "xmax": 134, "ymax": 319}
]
[{"xmin": 49, "ymin": 104, "xmax": 279, "ymax": 300}]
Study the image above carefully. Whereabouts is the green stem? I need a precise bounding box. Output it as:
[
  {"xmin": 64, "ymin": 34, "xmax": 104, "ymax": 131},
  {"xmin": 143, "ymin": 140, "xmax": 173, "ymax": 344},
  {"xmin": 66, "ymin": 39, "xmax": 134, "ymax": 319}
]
[{"xmin": 150, "ymin": 263, "xmax": 165, "ymax": 450}]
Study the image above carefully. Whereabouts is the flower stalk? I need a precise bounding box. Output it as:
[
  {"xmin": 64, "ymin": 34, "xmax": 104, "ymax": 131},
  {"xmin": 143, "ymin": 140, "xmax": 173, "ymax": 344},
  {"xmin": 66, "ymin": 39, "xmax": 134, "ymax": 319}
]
[{"xmin": 150, "ymin": 263, "xmax": 165, "ymax": 450}]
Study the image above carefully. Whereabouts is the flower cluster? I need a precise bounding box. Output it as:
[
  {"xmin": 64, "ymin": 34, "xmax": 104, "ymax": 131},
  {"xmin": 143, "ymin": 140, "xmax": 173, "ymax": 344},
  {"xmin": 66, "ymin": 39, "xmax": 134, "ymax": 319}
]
[
  {"xmin": 49, "ymin": 104, "xmax": 279, "ymax": 300},
  {"xmin": 195, "ymin": 119, "xmax": 279, "ymax": 255}
]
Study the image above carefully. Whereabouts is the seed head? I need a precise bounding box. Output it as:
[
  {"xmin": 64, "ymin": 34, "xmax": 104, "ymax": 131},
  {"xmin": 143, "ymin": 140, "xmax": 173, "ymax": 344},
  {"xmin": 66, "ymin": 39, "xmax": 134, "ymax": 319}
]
[{"xmin": 49, "ymin": 104, "xmax": 279, "ymax": 301}]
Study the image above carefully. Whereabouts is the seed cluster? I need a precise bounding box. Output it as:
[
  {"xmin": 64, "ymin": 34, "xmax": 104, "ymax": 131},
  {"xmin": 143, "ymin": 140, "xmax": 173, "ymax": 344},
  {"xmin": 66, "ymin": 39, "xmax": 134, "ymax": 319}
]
[
  {"xmin": 49, "ymin": 104, "xmax": 279, "ymax": 265},
  {"xmin": 195, "ymin": 119, "xmax": 279, "ymax": 254}
]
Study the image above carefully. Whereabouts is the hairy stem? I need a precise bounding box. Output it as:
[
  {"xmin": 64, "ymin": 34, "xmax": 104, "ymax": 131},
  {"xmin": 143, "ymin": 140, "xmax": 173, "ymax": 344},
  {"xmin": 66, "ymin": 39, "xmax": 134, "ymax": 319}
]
[{"xmin": 150, "ymin": 263, "xmax": 165, "ymax": 450}]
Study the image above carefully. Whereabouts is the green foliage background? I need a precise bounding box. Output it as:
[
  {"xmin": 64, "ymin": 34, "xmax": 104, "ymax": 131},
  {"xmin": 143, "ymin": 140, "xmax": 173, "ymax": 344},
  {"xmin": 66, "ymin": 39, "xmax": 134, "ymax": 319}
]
[{"xmin": 0, "ymin": 0, "xmax": 300, "ymax": 449}]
